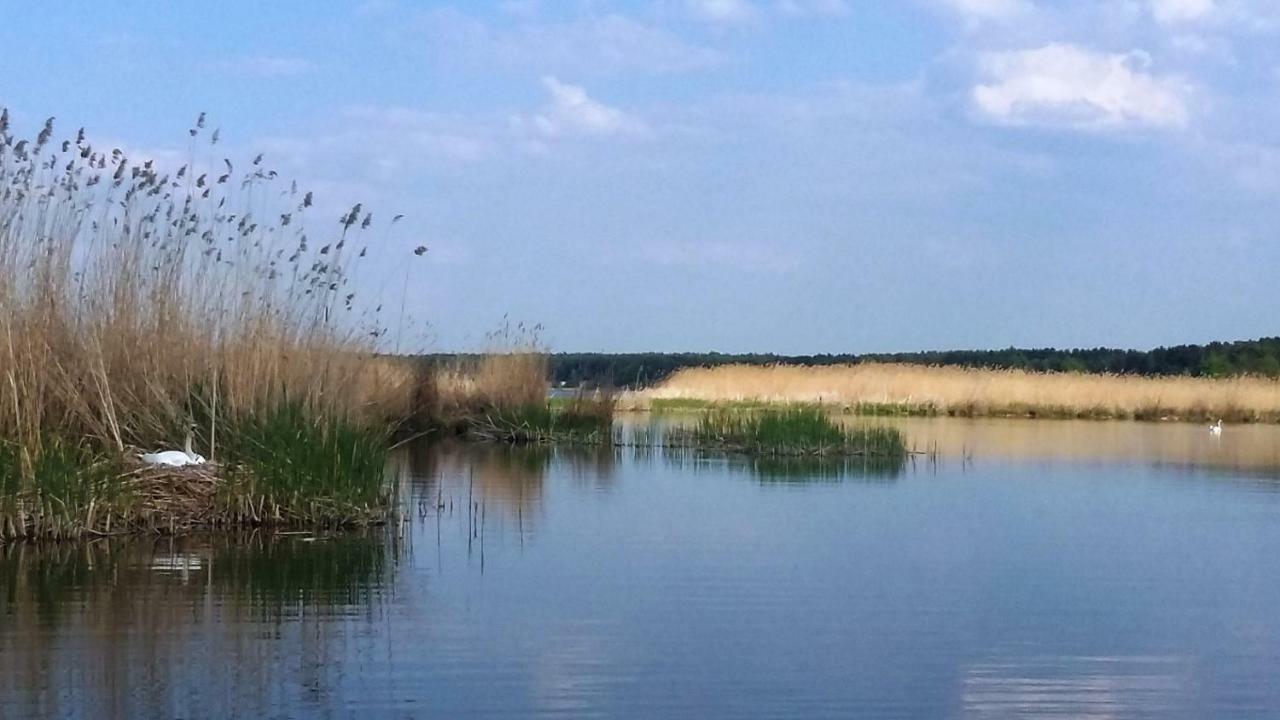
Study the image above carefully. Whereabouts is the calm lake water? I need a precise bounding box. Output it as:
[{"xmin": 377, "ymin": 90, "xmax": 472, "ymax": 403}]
[{"xmin": 4, "ymin": 418, "xmax": 1280, "ymax": 718}]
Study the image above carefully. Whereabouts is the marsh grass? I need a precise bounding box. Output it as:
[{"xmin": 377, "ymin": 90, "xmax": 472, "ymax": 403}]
[
  {"xmin": 646, "ymin": 363, "xmax": 1280, "ymax": 423},
  {"xmin": 215, "ymin": 401, "xmax": 390, "ymax": 525},
  {"xmin": 0, "ymin": 109, "xmax": 415, "ymax": 540},
  {"xmin": 468, "ymin": 392, "xmax": 616, "ymax": 445},
  {"xmin": 677, "ymin": 406, "xmax": 907, "ymax": 457},
  {"xmin": 431, "ymin": 321, "xmax": 551, "ymax": 419},
  {"xmin": 0, "ymin": 438, "xmax": 129, "ymax": 540},
  {"xmin": 427, "ymin": 321, "xmax": 619, "ymax": 445}
]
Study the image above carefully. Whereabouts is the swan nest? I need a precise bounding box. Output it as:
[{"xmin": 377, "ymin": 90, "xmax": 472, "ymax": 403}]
[{"xmin": 119, "ymin": 455, "xmax": 227, "ymax": 530}]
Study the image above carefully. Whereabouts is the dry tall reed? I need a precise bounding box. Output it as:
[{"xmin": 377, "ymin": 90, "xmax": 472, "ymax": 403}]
[
  {"xmin": 431, "ymin": 320, "xmax": 551, "ymax": 416},
  {"xmin": 642, "ymin": 363, "xmax": 1280, "ymax": 422},
  {"xmin": 0, "ymin": 110, "xmax": 418, "ymax": 537}
]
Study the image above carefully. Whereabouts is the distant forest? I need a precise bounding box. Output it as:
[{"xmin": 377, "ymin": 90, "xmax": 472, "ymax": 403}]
[
  {"xmin": 421, "ymin": 337, "xmax": 1280, "ymax": 389},
  {"xmin": 538, "ymin": 337, "xmax": 1280, "ymax": 388}
]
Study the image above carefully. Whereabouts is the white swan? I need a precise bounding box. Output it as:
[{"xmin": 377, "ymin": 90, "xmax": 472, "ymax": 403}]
[
  {"xmin": 1209, "ymin": 419, "xmax": 1223, "ymax": 435},
  {"xmin": 141, "ymin": 428, "xmax": 206, "ymax": 467}
]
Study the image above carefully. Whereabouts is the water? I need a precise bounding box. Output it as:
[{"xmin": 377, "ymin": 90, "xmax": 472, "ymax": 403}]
[{"xmin": 4, "ymin": 419, "xmax": 1280, "ymax": 718}]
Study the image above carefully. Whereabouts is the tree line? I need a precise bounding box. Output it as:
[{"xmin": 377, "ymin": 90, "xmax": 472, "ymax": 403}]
[{"xmin": 533, "ymin": 337, "xmax": 1280, "ymax": 388}]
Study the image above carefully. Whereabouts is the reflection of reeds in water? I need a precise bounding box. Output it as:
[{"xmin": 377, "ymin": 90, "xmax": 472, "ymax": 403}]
[
  {"xmin": 873, "ymin": 415, "xmax": 1280, "ymax": 475},
  {"xmin": 644, "ymin": 363, "xmax": 1280, "ymax": 423},
  {"xmin": 437, "ymin": 442, "xmax": 618, "ymax": 500},
  {"xmin": 0, "ymin": 533, "xmax": 394, "ymax": 718},
  {"xmin": 660, "ymin": 445, "xmax": 906, "ymax": 484},
  {"xmin": 744, "ymin": 454, "xmax": 905, "ymax": 482},
  {"xmin": 210, "ymin": 533, "xmax": 389, "ymax": 611},
  {"xmin": 425, "ymin": 442, "xmax": 550, "ymax": 517},
  {"xmin": 0, "ymin": 532, "xmax": 391, "ymax": 617}
]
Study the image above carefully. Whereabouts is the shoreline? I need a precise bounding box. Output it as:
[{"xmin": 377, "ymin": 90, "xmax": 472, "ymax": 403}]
[
  {"xmin": 613, "ymin": 397, "xmax": 1280, "ymax": 424},
  {"xmin": 623, "ymin": 363, "xmax": 1280, "ymax": 425}
]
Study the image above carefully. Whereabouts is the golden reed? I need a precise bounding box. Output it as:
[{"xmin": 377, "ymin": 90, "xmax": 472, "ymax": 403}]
[{"xmin": 639, "ymin": 363, "xmax": 1280, "ymax": 422}]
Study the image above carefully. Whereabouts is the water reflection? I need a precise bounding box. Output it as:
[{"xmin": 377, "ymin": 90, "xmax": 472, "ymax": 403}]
[
  {"xmin": 403, "ymin": 440, "xmax": 908, "ymax": 500},
  {"xmin": 0, "ymin": 533, "xmax": 395, "ymax": 719},
  {"xmin": 962, "ymin": 655, "xmax": 1189, "ymax": 719},
  {"xmin": 6, "ymin": 424, "xmax": 1280, "ymax": 718},
  {"xmin": 624, "ymin": 414, "xmax": 1280, "ymax": 477},
  {"xmin": 400, "ymin": 442, "xmax": 621, "ymax": 511},
  {"xmin": 1, "ymin": 532, "xmax": 393, "ymax": 620},
  {"xmin": 847, "ymin": 415, "xmax": 1280, "ymax": 476},
  {"xmin": 661, "ymin": 446, "xmax": 907, "ymax": 483}
]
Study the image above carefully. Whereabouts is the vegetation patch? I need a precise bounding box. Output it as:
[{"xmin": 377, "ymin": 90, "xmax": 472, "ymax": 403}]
[
  {"xmin": 644, "ymin": 364, "xmax": 1280, "ymax": 425},
  {"xmin": 673, "ymin": 407, "xmax": 907, "ymax": 457},
  {"xmin": 214, "ymin": 401, "xmax": 391, "ymax": 526},
  {"xmin": 0, "ymin": 109, "xmax": 416, "ymax": 542},
  {"xmin": 466, "ymin": 394, "xmax": 615, "ymax": 445},
  {"xmin": 530, "ymin": 338, "xmax": 1280, "ymax": 389},
  {"xmin": 0, "ymin": 407, "xmax": 391, "ymax": 541}
]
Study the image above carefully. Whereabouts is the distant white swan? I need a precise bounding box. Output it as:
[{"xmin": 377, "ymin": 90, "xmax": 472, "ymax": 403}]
[
  {"xmin": 1209, "ymin": 419, "xmax": 1223, "ymax": 435},
  {"xmin": 141, "ymin": 427, "xmax": 206, "ymax": 467}
]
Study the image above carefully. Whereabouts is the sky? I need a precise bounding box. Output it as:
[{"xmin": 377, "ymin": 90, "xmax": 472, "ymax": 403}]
[{"xmin": 2, "ymin": 0, "xmax": 1279, "ymax": 353}]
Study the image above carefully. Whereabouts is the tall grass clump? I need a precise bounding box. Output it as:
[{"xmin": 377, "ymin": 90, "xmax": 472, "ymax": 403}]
[
  {"xmin": 687, "ymin": 406, "xmax": 906, "ymax": 457},
  {"xmin": 214, "ymin": 401, "xmax": 390, "ymax": 525},
  {"xmin": 0, "ymin": 108, "xmax": 416, "ymax": 540},
  {"xmin": 432, "ymin": 319, "xmax": 551, "ymax": 417},
  {"xmin": 468, "ymin": 391, "xmax": 616, "ymax": 444},
  {"xmin": 426, "ymin": 319, "xmax": 619, "ymax": 443}
]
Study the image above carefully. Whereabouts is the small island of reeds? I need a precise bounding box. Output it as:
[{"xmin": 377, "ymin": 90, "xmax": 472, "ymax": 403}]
[
  {"xmin": 0, "ymin": 110, "xmax": 420, "ymax": 541},
  {"xmin": 672, "ymin": 407, "xmax": 907, "ymax": 457}
]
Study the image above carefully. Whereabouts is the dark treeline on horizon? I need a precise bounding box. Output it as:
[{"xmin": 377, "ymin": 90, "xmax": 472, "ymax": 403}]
[{"xmin": 421, "ymin": 337, "xmax": 1280, "ymax": 388}]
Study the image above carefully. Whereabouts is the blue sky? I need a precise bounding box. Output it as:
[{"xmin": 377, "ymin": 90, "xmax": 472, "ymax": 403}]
[{"xmin": 3, "ymin": 0, "xmax": 1279, "ymax": 353}]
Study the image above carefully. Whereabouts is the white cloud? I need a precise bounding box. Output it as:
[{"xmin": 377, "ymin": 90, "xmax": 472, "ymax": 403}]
[
  {"xmin": 1151, "ymin": 0, "xmax": 1215, "ymax": 24},
  {"xmin": 972, "ymin": 43, "xmax": 1192, "ymax": 130},
  {"xmin": 519, "ymin": 77, "xmax": 647, "ymax": 140},
  {"xmin": 686, "ymin": 0, "xmax": 757, "ymax": 24}
]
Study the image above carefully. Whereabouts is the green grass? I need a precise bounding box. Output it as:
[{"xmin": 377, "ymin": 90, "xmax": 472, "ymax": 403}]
[
  {"xmin": 467, "ymin": 396, "xmax": 614, "ymax": 445},
  {"xmin": 0, "ymin": 400, "xmax": 392, "ymax": 541},
  {"xmin": 649, "ymin": 398, "xmax": 783, "ymax": 413},
  {"xmin": 0, "ymin": 109, "xmax": 408, "ymax": 542},
  {"xmin": 0, "ymin": 438, "xmax": 127, "ymax": 541},
  {"xmin": 648, "ymin": 398, "xmax": 941, "ymax": 417},
  {"xmin": 215, "ymin": 401, "xmax": 390, "ymax": 525},
  {"xmin": 681, "ymin": 406, "xmax": 907, "ymax": 457}
]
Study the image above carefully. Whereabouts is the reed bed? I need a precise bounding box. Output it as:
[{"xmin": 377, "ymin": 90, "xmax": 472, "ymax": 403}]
[
  {"xmin": 670, "ymin": 406, "xmax": 907, "ymax": 457},
  {"xmin": 641, "ymin": 363, "xmax": 1280, "ymax": 423},
  {"xmin": 429, "ymin": 325, "xmax": 618, "ymax": 444},
  {"xmin": 433, "ymin": 351, "xmax": 550, "ymax": 417},
  {"xmin": 467, "ymin": 391, "xmax": 616, "ymax": 444},
  {"xmin": 0, "ymin": 109, "xmax": 415, "ymax": 540}
]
